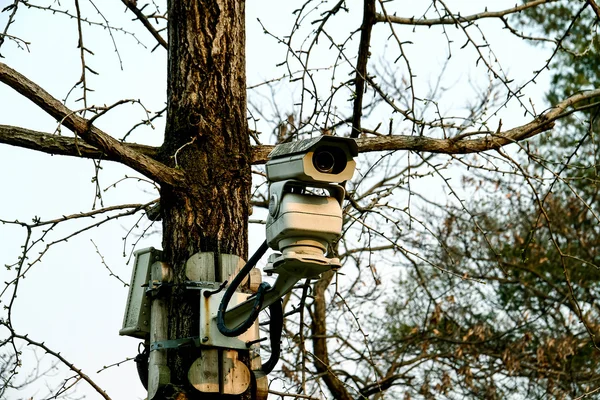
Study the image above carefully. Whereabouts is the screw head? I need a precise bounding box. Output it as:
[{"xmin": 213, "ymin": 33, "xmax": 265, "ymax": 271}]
[{"xmin": 268, "ymin": 193, "xmax": 279, "ymax": 217}]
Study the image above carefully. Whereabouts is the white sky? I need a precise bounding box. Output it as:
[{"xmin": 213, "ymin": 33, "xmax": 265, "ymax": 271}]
[{"xmin": 0, "ymin": 1, "xmax": 553, "ymax": 399}]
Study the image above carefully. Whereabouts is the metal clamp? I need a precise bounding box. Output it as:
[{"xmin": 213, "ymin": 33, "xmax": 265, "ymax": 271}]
[
  {"xmin": 145, "ymin": 280, "xmax": 221, "ymax": 298},
  {"xmin": 184, "ymin": 281, "xmax": 221, "ymax": 291},
  {"xmin": 144, "ymin": 281, "xmax": 172, "ymax": 298},
  {"xmin": 203, "ymin": 281, "xmax": 228, "ymax": 297},
  {"xmin": 150, "ymin": 336, "xmax": 201, "ymax": 352}
]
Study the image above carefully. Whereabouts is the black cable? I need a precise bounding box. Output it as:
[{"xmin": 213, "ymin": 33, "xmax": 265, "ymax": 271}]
[
  {"xmin": 217, "ymin": 240, "xmax": 269, "ymax": 337},
  {"xmin": 261, "ymin": 299, "xmax": 283, "ymax": 374},
  {"xmin": 134, "ymin": 343, "xmax": 149, "ymax": 390}
]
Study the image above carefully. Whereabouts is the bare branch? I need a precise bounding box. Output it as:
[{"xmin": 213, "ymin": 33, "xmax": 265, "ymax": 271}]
[
  {"xmin": 0, "ymin": 125, "xmax": 159, "ymax": 161},
  {"xmin": 268, "ymin": 390, "xmax": 321, "ymax": 399},
  {"xmin": 588, "ymin": 0, "xmax": 600, "ymax": 20},
  {"xmin": 0, "ymin": 62, "xmax": 184, "ymax": 187},
  {"xmin": 375, "ymin": 0, "xmax": 560, "ymax": 26},
  {"xmin": 0, "ymin": 0, "xmax": 20, "ymax": 54},
  {"xmin": 351, "ymin": 0, "xmax": 376, "ymax": 138},
  {"xmin": 312, "ymin": 271, "xmax": 354, "ymax": 400},
  {"xmin": 251, "ymin": 88, "xmax": 600, "ymax": 163},
  {"xmin": 121, "ymin": 0, "xmax": 168, "ymax": 50},
  {"xmin": 18, "ymin": 1, "xmax": 145, "ymax": 46},
  {"xmin": 7, "ymin": 328, "xmax": 112, "ymax": 400}
]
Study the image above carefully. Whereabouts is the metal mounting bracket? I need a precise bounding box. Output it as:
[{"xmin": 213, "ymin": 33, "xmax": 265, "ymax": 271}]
[
  {"xmin": 150, "ymin": 337, "xmax": 201, "ymax": 352},
  {"xmin": 199, "ymin": 289, "xmax": 259, "ymax": 350}
]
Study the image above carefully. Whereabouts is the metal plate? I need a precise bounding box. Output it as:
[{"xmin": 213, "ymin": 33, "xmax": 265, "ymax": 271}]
[{"xmin": 199, "ymin": 290, "xmax": 259, "ymax": 350}]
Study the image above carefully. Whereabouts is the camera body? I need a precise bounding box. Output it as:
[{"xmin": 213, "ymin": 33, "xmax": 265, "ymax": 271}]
[
  {"xmin": 198, "ymin": 136, "xmax": 358, "ymax": 352},
  {"xmin": 265, "ymin": 136, "xmax": 357, "ymax": 276},
  {"xmin": 265, "ymin": 136, "xmax": 356, "ymax": 183}
]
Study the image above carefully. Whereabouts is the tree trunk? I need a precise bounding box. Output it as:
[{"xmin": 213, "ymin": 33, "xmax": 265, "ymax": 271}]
[{"xmin": 159, "ymin": 1, "xmax": 250, "ymax": 398}]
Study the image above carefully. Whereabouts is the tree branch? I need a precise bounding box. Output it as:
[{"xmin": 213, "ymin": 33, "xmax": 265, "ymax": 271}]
[
  {"xmin": 351, "ymin": 0, "xmax": 376, "ymax": 139},
  {"xmin": 251, "ymin": 88, "xmax": 600, "ymax": 163},
  {"xmin": 0, "ymin": 124, "xmax": 159, "ymax": 161},
  {"xmin": 0, "ymin": 62, "xmax": 184, "ymax": 187},
  {"xmin": 121, "ymin": 0, "xmax": 168, "ymax": 50},
  {"xmin": 9, "ymin": 329, "xmax": 112, "ymax": 400},
  {"xmin": 588, "ymin": 0, "xmax": 600, "ymax": 20},
  {"xmin": 374, "ymin": 0, "xmax": 559, "ymax": 26},
  {"xmin": 312, "ymin": 271, "xmax": 353, "ymax": 400}
]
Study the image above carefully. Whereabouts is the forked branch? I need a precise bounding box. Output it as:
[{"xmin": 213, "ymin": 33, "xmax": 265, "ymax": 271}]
[
  {"xmin": 0, "ymin": 62, "xmax": 184, "ymax": 187},
  {"xmin": 7, "ymin": 328, "xmax": 112, "ymax": 400}
]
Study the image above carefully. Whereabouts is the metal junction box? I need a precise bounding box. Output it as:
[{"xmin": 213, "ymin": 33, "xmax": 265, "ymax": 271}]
[
  {"xmin": 199, "ymin": 289, "xmax": 259, "ymax": 350},
  {"xmin": 120, "ymin": 247, "xmax": 162, "ymax": 339}
]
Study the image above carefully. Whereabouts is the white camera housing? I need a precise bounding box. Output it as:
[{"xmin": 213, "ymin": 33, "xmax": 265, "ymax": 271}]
[
  {"xmin": 266, "ymin": 136, "xmax": 358, "ymax": 183},
  {"xmin": 266, "ymin": 181, "xmax": 345, "ymax": 253},
  {"xmin": 265, "ymin": 136, "xmax": 357, "ymax": 274}
]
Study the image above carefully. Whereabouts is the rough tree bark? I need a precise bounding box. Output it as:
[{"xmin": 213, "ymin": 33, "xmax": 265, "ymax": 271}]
[{"xmin": 158, "ymin": 1, "xmax": 251, "ymax": 398}]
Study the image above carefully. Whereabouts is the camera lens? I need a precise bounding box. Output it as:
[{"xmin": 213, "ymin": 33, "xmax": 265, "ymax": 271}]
[
  {"xmin": 313, "ymin": 150, "xmax": 336, "ymax": 173},
  {"xmin": 312, "ymin": 146, "xmax": 347, "ymax": 174}
]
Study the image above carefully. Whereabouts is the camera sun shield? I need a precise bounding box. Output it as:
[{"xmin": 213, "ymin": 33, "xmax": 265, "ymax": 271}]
[{"xmin": 266, "ymin": 136, "xmax": 357, "ymax": 184}]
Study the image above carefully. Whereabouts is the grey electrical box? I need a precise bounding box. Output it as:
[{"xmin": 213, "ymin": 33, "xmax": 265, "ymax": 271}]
[{"xmin": 120, "ymin": 247, "xmax": 162, "ymax": 339}]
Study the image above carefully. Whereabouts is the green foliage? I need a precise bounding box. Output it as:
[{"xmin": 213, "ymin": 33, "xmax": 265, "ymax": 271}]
[{"xmin": 520, "ymin": 0, "xmax": 600, "ymax": 100}]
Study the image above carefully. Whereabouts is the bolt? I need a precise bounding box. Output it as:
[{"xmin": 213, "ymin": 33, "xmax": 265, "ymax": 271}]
[{"xmin": 245, "ymin": 337, "xmax": 268, "ymax": 348}]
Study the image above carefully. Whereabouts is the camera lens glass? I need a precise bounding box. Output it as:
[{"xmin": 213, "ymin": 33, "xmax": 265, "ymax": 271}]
[
  {"xmin": 313, "ymin": 150, "xmax": 336, "ymax": 173},
  {"xmin": 312, "ymin": 146, "xmax": 347, "ymax": 174}
]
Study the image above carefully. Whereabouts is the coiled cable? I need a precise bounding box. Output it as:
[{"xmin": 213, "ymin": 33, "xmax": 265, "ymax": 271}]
[{"xmin": 217, "ymin": 240, "xmax": 269, "ymax": 337}]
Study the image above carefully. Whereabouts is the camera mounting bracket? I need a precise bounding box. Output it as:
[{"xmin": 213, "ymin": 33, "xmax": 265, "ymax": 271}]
[{"xmin": 217, "ymin": 252, "xmax": 339, "ymax": 333}]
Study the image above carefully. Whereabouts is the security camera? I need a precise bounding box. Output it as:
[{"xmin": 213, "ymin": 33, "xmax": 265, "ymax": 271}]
[
  {"xmin": 214, "ymin": 136, "xmax": 358, "ymax": 348},
  {"xmin": 266, "ymin": 136, "xmax": 358, "ymax": 183},
  {"xmin": 265, "ymin": 136, "xmax": 357, "ymax": 276}
]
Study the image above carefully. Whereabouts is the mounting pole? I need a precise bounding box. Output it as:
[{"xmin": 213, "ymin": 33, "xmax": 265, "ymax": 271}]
[{"xmin": 148, "ymin": 261, "xmax": 172, "ymax": 399}]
